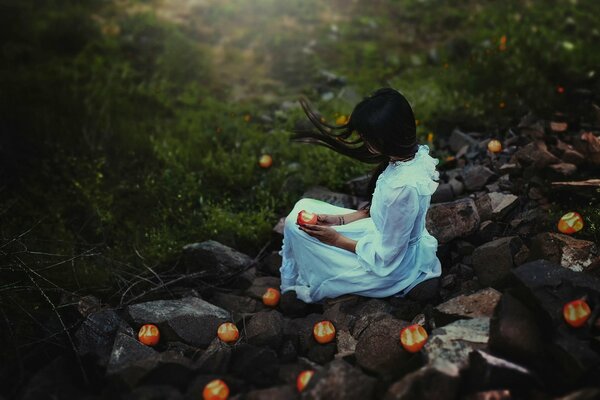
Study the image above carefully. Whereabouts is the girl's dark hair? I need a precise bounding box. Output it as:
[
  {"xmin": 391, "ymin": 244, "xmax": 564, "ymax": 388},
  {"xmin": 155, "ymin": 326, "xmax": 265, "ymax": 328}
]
[{"xmin": 291, "ymin": 87, "xmax": 418, "ymax": 212}]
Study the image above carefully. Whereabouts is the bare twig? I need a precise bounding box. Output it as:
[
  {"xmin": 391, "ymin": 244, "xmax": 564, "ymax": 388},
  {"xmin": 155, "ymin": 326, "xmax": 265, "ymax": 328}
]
[{"xmin": 14, "ymin": 256, "xmax": 89, "ymax": 384}]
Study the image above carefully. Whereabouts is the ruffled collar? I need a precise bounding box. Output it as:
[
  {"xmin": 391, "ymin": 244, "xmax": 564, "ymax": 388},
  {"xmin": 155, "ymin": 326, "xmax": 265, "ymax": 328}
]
[{"xmin": 379, "ymin": 144, "xmax": 440, "ymax": 195}]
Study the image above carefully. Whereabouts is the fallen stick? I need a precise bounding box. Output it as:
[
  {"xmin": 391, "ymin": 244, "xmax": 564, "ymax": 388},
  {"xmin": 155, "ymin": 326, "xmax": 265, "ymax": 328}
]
[{"xmin": 551, "ymin": 179, "xmax": 600, "ymax": 188}]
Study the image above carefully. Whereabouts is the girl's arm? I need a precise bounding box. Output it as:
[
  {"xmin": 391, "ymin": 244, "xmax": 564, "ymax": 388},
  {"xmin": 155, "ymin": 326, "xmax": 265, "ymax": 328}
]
[
  {"xmin": 334, "ymin": 235, "xmax": 358, "ymax": 253},
  {"xmin": 341, "ymin": 208, "xmax": 370, "ymax": 224}
]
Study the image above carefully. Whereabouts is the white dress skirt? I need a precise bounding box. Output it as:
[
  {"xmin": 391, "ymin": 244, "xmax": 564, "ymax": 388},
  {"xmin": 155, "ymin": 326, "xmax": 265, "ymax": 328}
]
[{"xmin": 279, "ymin": 144, "xmax": 442, "ymax": 303}]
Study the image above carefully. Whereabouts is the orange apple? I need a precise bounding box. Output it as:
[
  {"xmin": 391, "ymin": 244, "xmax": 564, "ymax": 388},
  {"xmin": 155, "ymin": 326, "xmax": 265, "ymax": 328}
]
[
  {"xmin": 262, "ymin": 287, "xmax": 280, "ymax": 307},
  {"xmin": 203, "ymin": 379, "xmax": 229, "ymax": 400},
  {"xmin": 296, "ymin": 370, "xmax": 314, "ymax": 392},
  {"xmin": 217, "ymin": 322, "xmax": 239, "ymax": 344},
  {"xmin": 138, "ymin": 324, "xmax": 160, "ymax": 347},
  {"xmin": 336, "ymin": 115, "xmax": 348, "ymax": 125},
  {"xmin": 297, "ymin": 210, "xmax": 318, "ymax": 226},
  {"xmin": 557, "ymin": 212, "xmax": 584, "ymax": 234},
  {"xmin": 487, "ymin": 139, "xmax": 502, "ymax": 153},
  {"xmin": 563, "ymin": 299, "xmax": 591, "ymax": 328},
  {"xmin": 313, "ymin": 320, "xmax": 336, "ymax": 344},
  {"xmin": 400, "ymin": 324, "xmax": 428, "ymax": 353},
  {"xmin": 258, "ymin": 154, "xmax": 272, "ymax": 168}
]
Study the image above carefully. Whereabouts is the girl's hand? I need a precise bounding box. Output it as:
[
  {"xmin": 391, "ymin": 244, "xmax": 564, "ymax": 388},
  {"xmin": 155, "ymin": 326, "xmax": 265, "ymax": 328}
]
[
  {"xmin": 316, "ymin": 214, "xmax": 342, "ymax": 226},
  {"xmin": 297, "ymin": 222, "xmax": 342, "ymax": 246}
]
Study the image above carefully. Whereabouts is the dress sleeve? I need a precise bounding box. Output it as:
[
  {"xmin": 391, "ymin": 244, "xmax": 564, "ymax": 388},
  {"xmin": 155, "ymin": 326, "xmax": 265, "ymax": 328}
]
[{"xmin": 354, "ymin": 185, "xmax": 419, "ymax": 277}]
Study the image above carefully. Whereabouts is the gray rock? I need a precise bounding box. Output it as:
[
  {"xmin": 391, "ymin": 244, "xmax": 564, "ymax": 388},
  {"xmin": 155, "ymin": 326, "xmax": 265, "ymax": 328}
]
[
  {"xmin": 472, "ymin": 236, "xmax": 523, "ymax": 287},
  {"xmin": 498, "ymin": 163, "xmax": 521, "ymax": 175},
  {"xmin": 230, "ymin": 344, "xmax": 279, "ymax": 387},
  {"xmin": 462, "ymin": 165, "xmax": 496, "ymax": 192},
  {"xmin": 195, "ymin": 338, "xmax": 232, "ymax": 374},
  {"xmin": 127, "ymin": 385, "xmax": 184, "ymax": 400},
  {"xmin": 383, "ymin": 365, "xmax": 460, "ymax": 400},
  {"xmin": 354, "ymin": 317, "xmax": 411, "ymax": 378},
  {"xmin": 475, "ymin": 192, "xmax": 519, "ymax": 221},
  {"xmin": 431, "ymin": 183, "xmax": 455, "ymax": 203},
  {"xmin": 434, "ymin": 287, "xmax": 502, "ymax": 326},
  {"xmin": 210, "ymin": 292, "xmax": 262, "ymax": 315},
  {"xmin": 245, "ymin": 310, "xmax": 284, "ymax": 349},
  {"xmin": 529, "ymin": 232, "xmax": 600, "ymax": 272},
  {"xmin": 300, "ymin": 359, "xmax": 376, "ymax": 400},
  {"xmin": 345, "ymin": 174, "xmax": 371, "ymax": 197},
  {"xmin": 508, "ymin": 261, "xmax": 600, "ymax": 388},
  {"xmin": 512, "ymin": 140, "xmax": 561, "ymax": 168},
  {"xmin": 302, "ymin": 186, "xmax": 362, "ymax": 209},
  {"xmin": 423, "ymin": 318, "xmax": 490, "ymax": 376},
  {"xmin": 107, "ymin": 333, "xmax": 159, "ymax": 387},
  {"xmin": 75, "ymin": 309, "xmax": 133, "ymax": 367},
  {"xmin": 556, "ymin": 140, "xmax": 585, "ymax": 165},
  {"xmin": 307, "ymin": 341, "xmax": 337, "ymax": 365},
  {"xmin": 426, "ymin": 198, "xmax": 481, "ymax": 244},
  {"xmin": 334, "ymin": 329, "xmax": 357, "ymax": 359},
  {"xmin": 448, "ymin": 177, "xmax": 465, "ymax": 196},
  {"xmin": 181, "ymin": 240, "xmax": 253, "ymax": 277},
  {"xmin": 127, "ymin": 297, "xmax": 230, "ymax": 348},
  {"xmin": 246, "ymin": 385, "xmax": 298, "ymax": 400},
  {"xmin": 137, "ymin": 351, "xmax": 196, "ymax": 392},
  {"xmin": 488, "ymin": 292, "xmax": 547, "ymax": 373},
  {"xmin": 77, "ymin": 295, "xmax": 102, "ymax": 317},
  {"xmin": 466, "ymin": 350, "xmax": 541, "ymax": 394},
  {"xmin": 286, "ymin": 313, "xmax": 331, "ymax": 355},
  {"xmin": 556, "ymin": 388, "xmax": 600, "ymax": 400},
  {"xmin": 449, "ymin": 128, "xmax": 479, "ymax": 153},
  {"xmin": 350, "ymin": 299, "xmax": 394, "ymax": 339},
  {"xmin": 279, "ymin": 290, "xmax": 311, "ymax": 317},
  {"xmin": 259, "ymin": 251, "xmax": 283, "ymax": 276},
  {"xmin": 548, "ymin": 162, "xmax": 577, "ymax": 176},
  {"xmin": 245, "ymin": 276, "xmax": 282, "ymax": 300}
]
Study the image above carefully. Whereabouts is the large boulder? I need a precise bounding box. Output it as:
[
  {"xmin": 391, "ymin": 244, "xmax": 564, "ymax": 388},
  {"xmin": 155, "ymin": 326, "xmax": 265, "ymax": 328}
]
[
  {"xmin": 300, "ymin": 359, "xmax": 377, "ymax": 400},
  {"xmin": 181, "ymin": 240, "xmax": 253, "ymax": 278},
  {"xmin": 423, "ymin": 318, "xmax": 490, "ymax": 376},
  {"xmin": 230, "ymin": 344, "xmax": 280, "ymax": 387},
  {"xmin": 433, "ymin": 287, "xmax": 502, "ymax": 326},
  {"xmin": 383, "ymin": 365, "xmax": 460, "ymax": 400},
  {"xmin": 472, "ymin": 236, "xmax": 525, "ymax": 287},
  {"xmin": 512, "ymin": 140, "xmax": 561, "ymax": 169},
  {"xmin": 74, "ymin": 309, "xmax": 133, "ymax": 367},
  {"xmin": 245, "ymin": 276, "xmax": 282, "ymax": 300},
  {"xmin": 488, "ymin": 291, "xmax": 548, "ymax": 374},
  {"xmin": 474, "ymin": 192, "xmax": 519, "ymax": 221},
  {"xmin": 354, "ymin": 317, "xmax": 412, "ymax": 379},
  {"xmin": 245, "ymin": 310, "xmax": 284, "ymax": 350},
  {"xmin": 302, "ymin": 186, "xmax": 363, "ymax": 209},
  {"xmin": 461, "ymin": 165, "xmax": 496, "ymax": 192},
  {"xmin": 508, "ymin": 260, "xmax": 600, "ymax": 389},
  {"xmin": 529, "ymin": 232, "xmax": 600, "ymax": 273},
  {"xmin": 426, "ymin": 198, "xmax": 480, "ymax": 244},
  {"xmin": 465, "ymin": 350, "xmax": 542, "ymax": 396},
  {"xmin": 106, "ymin": 332, "xmax": 159, "ymax": 387},
  {"xmin": 126, "ymin": 296, "xmax": 230, "ymax": 348},
  {"xmin": 449, "ymin": 128, "xmax": 479, "ymax": 152}
]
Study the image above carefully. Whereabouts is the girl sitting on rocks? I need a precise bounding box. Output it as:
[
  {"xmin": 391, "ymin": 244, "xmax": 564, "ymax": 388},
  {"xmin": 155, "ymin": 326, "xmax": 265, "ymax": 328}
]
[{"xmin": 279, "ymin": 87, "xmax": 442, "ymax": 304}]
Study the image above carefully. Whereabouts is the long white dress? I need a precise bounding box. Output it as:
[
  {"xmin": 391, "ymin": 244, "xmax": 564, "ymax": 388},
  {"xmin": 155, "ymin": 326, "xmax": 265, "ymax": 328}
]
[{"xmin": 278, "ymin": 144, "xmax": 442, "ymax": 303}]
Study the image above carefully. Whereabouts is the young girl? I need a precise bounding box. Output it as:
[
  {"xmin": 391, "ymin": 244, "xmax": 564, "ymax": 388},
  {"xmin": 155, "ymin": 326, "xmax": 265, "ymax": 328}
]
[{"xmin": 279, "ymin": 87, "xmax": 442, "ymax": 304}]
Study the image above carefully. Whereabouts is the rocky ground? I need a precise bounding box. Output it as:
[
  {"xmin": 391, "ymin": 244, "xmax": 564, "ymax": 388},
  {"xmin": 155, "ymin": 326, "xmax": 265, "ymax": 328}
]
[{"xmin": 11, "ymin": 111, "xmax": 600, "ymax": 399}]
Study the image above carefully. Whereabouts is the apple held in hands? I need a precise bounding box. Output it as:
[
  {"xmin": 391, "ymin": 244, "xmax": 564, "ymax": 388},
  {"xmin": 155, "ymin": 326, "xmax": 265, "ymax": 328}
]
[{"xmin": 297, "ymin": 210, "xmax": 318, "ymax": 226}]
